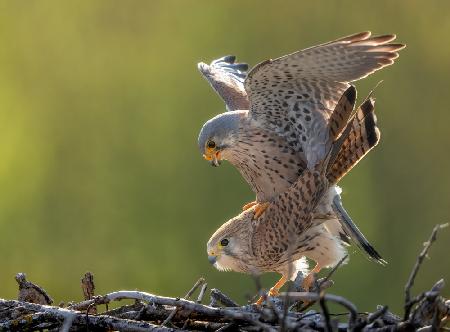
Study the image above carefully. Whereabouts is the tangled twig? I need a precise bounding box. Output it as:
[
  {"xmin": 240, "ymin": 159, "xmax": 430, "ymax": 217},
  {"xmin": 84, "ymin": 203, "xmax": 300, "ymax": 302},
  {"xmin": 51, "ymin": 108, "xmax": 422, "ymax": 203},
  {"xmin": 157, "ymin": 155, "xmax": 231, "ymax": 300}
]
[
  {"xmin": 0, "ymin": 224, "xmax": 447, "ymax": 331},
  {"xmin": 404, "ymin": 223, "xmax": 448, "ymax": 320}
]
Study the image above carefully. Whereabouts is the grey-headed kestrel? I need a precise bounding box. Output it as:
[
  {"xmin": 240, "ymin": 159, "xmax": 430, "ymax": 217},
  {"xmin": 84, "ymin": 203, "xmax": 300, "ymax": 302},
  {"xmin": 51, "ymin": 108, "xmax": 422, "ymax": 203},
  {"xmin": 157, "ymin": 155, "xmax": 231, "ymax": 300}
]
[{"xmin": 197, "ymin": 32, "xmax": 404, "ymax": 301}]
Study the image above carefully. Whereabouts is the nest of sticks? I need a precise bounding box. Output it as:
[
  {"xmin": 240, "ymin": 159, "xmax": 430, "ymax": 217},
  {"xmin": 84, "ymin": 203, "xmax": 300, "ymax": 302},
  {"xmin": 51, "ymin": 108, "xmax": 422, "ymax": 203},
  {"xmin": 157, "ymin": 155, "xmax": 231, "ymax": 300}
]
[{"xmin": 0, "ymin": 225, "xmax": 448, "ymax": 332}]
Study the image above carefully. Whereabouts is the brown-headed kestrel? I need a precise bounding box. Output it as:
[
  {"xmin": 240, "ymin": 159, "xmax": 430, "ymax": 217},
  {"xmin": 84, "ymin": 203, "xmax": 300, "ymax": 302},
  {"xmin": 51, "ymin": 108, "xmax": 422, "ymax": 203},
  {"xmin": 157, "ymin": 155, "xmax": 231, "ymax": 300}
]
[{"xmin": 197, "ymin": 32, "xmax": 404, "ymax": 303}]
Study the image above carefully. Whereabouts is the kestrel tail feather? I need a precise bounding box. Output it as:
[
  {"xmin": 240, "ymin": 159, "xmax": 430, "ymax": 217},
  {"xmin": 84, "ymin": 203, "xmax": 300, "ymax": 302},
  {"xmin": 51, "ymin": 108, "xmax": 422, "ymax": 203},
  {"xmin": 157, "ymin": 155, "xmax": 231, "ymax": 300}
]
[
  {"xmin": 332, "ymin": 193, "xmax": 386, "ymax": 265},
  {"xmin": 323, "ymin": 111, "xmax": 357, "ymax": 177},
  {"xmin": 327, "ymin": 98, "xmax": 380, "ymax": 184},
  {"xmin": 323, "ymin": 95, "xmax": 385, "ymax": 265},
  {"xmin": 328, "ymin": 86, "xmax": 357, "ymax": 141},
  {"xmin": 322, "ymin": 85, "xmax": 360, "ymax": 172}
]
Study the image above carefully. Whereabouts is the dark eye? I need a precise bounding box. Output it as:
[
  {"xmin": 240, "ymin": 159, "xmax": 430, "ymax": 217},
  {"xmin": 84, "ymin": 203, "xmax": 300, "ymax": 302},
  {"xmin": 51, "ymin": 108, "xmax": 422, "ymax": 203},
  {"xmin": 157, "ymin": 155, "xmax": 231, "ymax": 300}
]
[
  {"xmin": 220, "ymin": 238, "xmax": 229, "ymax": 247},
  {"xmin": 207, "ymin": 140, "xmax": 216, "ymax": 149}
]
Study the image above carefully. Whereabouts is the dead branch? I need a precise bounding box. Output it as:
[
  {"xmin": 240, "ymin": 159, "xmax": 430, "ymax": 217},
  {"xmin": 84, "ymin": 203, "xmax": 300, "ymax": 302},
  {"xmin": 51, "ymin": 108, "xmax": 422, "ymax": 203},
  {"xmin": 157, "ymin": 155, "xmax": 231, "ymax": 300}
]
[
  {"xmin": 0, "ymin": 224, "xmax": 447, "ymax": 331},
  {"xmin": 404, "ymin": 223, "xmax": 448, "ymax": 320},
  {"xmin": 0, "ymin": 300, "xmax": 179, "ymax": 331},
  {"xmin": 162, "ymin": 277, "xmax": 205, "ymax": 327},
  {"xmin": 81, "ymin": 271, "xmax": 97, "ymax": 315}
]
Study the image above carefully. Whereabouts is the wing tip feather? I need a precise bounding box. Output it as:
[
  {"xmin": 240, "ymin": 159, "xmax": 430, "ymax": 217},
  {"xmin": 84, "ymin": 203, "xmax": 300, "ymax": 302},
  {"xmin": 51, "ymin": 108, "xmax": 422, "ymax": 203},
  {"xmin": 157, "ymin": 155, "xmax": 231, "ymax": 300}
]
[
  {"xmin": 337, "ymin": 31, "xmax": 372, "ymax": 43},
  {"xmin": 368, "ymin": 34, "xmax": 397, "ymax": 44}
]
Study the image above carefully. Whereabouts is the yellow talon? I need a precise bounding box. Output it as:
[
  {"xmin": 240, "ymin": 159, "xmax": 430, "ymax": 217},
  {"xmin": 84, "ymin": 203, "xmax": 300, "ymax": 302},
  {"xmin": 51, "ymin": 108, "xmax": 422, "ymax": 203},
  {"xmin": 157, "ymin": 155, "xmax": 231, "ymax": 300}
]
[
  {"xmin": 242, "ymin": 201, "xmax": 257, "ymax": 211},
  {"xmin": 253, "ymin": 202, "xmax": 270, "ymax": 219}
]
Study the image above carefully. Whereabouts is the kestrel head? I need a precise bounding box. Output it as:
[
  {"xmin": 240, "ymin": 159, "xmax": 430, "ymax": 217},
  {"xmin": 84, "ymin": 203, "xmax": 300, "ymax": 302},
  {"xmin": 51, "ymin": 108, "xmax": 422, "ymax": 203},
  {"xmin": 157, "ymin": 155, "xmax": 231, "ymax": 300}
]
[
  {"xmin": 206, "ymin": 209, "xmax": 253, "ymax": 273},
  {"xmin": 197, "ymin": 110, "xmax": 246, "ymax": 167}
]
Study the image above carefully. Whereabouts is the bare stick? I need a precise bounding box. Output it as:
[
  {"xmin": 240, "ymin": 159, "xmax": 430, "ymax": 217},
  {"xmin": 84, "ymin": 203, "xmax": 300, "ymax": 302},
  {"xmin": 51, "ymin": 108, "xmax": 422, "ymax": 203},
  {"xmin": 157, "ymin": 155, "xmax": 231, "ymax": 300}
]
[
  {"xmin": 162, "ymin": 277, "xmax": 205, "ymax": 326},
  {"xmin": 81, "ymin": 272, "xmax": 95, "ymax": 300},
  {"xmin": 81, "ymin": 272, "xmax": 97, "ymax": 314},
  {"xmin": 15, "ymin": 273, "xmax": 53, "ymax": 305},
  {"xmin": 197, "ymin": 283, "xmax": 208, "ymax": 304},
  {"xmin": 404, "ymin": 224, "xmax": 448, "ymax": 320},
  {"xmin": 1, "ymin": 222, "xmax": 448, "ymax": 332},
  {"xmin": 210, "ymin": 289, "xmax": 239, "ymax": 307},
  {"xmin": 319, "ymin": 290, "xmax": 333, "ymax": 332},
  {"xmin": 367, "ymin": 305, "xmax": 388, "ymax": 324},
  {"xmin": 0, "ymin": 300, "xmax": 177, "ymax": 332},
  {"xmin": 185, "ymin": 277, "xmax": 206, "ymax": 299},
  {"xmin": 69, "ymin": 290, "xmax": 275, "ymax": 331},
  {"xmin": 215, "ymin": 322, "xmax": 235, "ymax": 331},
  {"xmin": 320, "ymin": 255, "xmax": 348, "ymax": 288},
  {"xmin": 60, "ymin": 312, "xmax": 76, "ymax": 332},
  {"xmin": 280, "ymin": 292, "xmax": 358, "ymax": 328},
  {"xmin": 181, "ymin": 283, "xmax": 209, "ymax": 329},
  {"xmin": 289, "ymin": 277, "xmax": 334, "ymax": 313}
]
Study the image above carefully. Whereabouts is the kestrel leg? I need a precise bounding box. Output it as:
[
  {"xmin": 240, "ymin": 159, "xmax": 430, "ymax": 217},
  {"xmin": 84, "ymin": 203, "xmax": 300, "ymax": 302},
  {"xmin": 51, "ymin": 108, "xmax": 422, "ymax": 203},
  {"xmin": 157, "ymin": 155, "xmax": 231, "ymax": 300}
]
[
  {"xmin": 301, "ymin": 263, "xmax": 322, "ymax": 291},
  {"xmin": 255, "ymin": 275, "xmax": 288, "ymax": 305},
  {"xmin": 242, "ymin": 201, "xmax": 270, "ymax": 219}
]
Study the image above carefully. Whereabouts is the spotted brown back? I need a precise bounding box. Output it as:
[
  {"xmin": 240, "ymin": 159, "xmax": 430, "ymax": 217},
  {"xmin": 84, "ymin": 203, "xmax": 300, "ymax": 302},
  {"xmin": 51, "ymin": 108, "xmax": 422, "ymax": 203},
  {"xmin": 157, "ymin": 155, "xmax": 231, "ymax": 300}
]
[{"xmin": 250, "ymin": 168, "xmax": 327, "ymax": 271}]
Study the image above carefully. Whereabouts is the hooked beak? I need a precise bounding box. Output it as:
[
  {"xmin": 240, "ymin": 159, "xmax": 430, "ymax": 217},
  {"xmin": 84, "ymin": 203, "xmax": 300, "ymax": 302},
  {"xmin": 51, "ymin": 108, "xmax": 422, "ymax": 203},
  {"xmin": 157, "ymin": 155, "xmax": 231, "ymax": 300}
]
[
  {"xmin": 208, "ymin": 255, "xmax": 217, "ymax": 265},
  {"xmin": 203, "ymin": 151, "xmax": 222, "ymax": 167}
]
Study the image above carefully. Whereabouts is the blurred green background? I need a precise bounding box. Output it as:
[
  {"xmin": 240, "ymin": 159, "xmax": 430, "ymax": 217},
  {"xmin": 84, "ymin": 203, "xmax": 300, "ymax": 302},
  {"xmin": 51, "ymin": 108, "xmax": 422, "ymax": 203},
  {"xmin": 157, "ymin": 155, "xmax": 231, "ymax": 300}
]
[{"xmin": 0, "ymin": 1, "xmax": 448, "ymax": 313}]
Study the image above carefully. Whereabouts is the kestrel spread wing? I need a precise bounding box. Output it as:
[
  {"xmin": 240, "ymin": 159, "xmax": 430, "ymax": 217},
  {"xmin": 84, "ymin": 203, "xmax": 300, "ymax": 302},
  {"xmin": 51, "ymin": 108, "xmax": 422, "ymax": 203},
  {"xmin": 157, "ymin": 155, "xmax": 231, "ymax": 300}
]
[
  {"xmin": 199, "ymin": 32, "xmax": 403, "ymax": 199},
  {"xmin": 244, "ymin": 31, "xmax": 404, "ymax": 167},
  {"xmin": 198, "ymin": 56, "xmax": 249, "ymax": 112}
]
